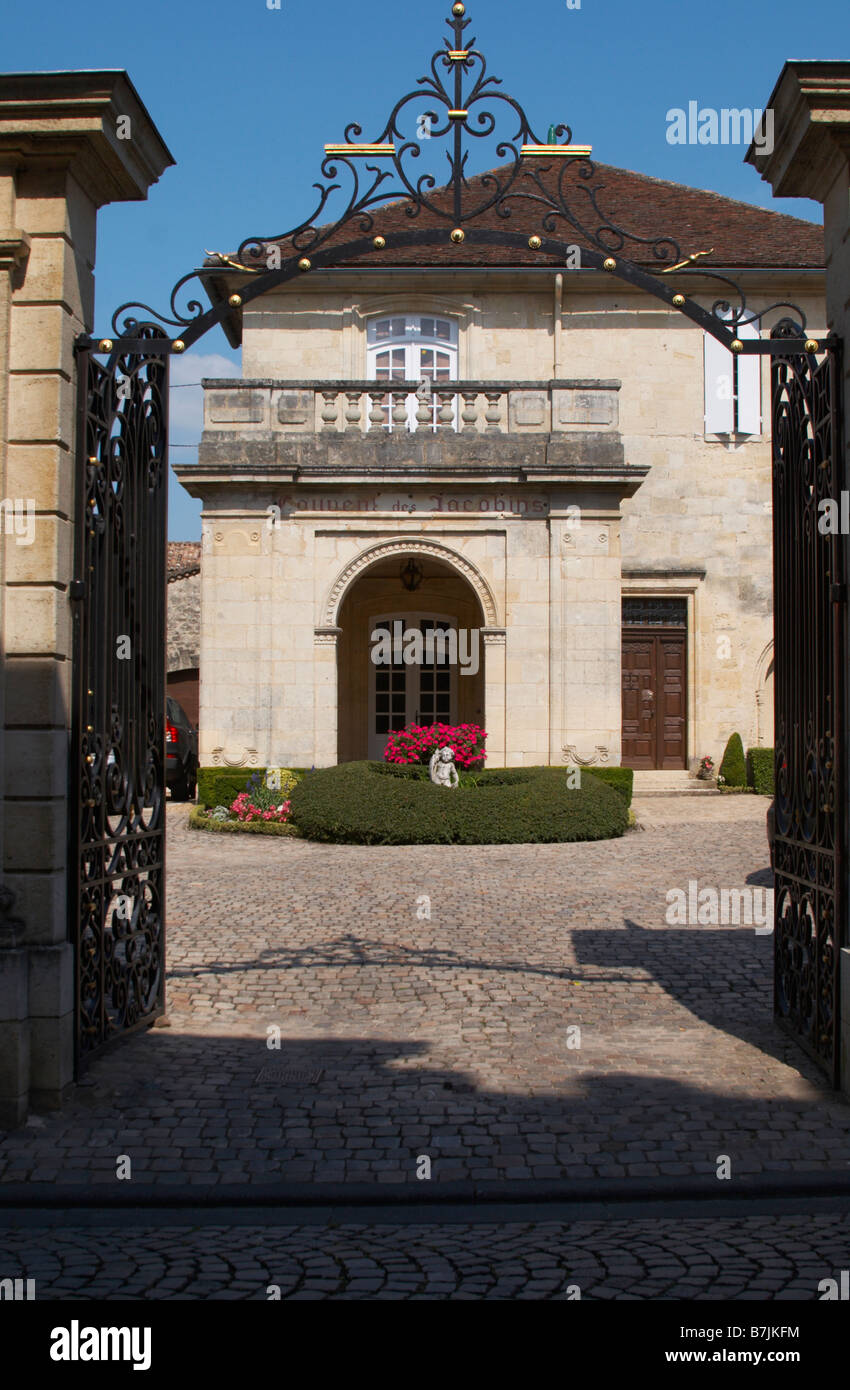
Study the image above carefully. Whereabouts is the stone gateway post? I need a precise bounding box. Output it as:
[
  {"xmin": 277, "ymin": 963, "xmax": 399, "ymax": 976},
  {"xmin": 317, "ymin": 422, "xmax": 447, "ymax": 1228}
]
[{"xmin": 0, "ymin": 74, "xmax": 172, "ymax": 1126}]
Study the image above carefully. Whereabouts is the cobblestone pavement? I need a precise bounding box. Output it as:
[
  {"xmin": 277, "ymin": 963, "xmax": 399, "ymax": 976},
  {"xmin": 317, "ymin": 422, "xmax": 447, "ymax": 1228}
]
[
  {"xmin": 2, "ymin": 794, "xmax": 849, "ymax": 1190},
  {"xmin": 2, "ymin": 1211, "xmax": 849, "ymax": 1298}
]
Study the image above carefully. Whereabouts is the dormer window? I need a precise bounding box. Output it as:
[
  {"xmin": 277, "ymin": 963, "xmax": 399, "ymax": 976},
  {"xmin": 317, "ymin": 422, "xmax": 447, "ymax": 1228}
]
[{"xmin": 367, "ymin": 313, "xmax": 458, "ymax": 430}]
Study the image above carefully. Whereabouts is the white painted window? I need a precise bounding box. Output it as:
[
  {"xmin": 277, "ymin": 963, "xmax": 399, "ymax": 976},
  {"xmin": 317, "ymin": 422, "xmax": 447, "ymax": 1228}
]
[
  {"xmin": 366, "ymin": 314, "xmax": 458, "ymax": 431},
  {"xmin": 703, "ymin": 314, "xmax": 761, "ymax": 435}
]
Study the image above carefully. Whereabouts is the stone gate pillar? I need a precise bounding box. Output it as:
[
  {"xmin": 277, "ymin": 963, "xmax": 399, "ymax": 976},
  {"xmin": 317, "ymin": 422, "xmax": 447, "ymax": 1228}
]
[
  {"xmin": 748, "ymin": 61, "xmax": 850, "ymax": 1093},
  {"xmin": 0, "ymin": 73, "xmax": 172, "ymax": 1127}
]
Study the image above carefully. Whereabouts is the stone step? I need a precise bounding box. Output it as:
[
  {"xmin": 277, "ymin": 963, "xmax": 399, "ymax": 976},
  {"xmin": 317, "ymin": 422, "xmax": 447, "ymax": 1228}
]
[{"xmin": 631, "ymin": 770, "xmax": 718, "ymax": 796}]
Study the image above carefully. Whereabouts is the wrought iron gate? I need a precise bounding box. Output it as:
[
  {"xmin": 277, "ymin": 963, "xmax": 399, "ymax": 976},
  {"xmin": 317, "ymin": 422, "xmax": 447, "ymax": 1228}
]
[
  {"xmin": 68, "ymin": 1, "xmax": 845, "ymax": 1080},
  {"xmin": 771, "ymin": 324, "xmax": 845, "ymax": 1084},
  {"xmin": 69, "ymin": 330, "xmax": 169, "ymax": 1066}
]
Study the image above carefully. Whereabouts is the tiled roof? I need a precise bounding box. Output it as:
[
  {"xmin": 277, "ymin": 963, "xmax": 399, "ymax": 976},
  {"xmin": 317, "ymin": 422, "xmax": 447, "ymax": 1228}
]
[
  {"xmin": 242, "ymin": 161, "xmax": 823, "ymax": 271},
  {"xmin": 167, "ymin": 541, "xmax": 201, "ymax": 580}
]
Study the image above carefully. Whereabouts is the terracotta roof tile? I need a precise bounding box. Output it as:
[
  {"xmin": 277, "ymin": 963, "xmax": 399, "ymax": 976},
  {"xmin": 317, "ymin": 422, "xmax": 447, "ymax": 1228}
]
[
  {"xmin": 167, "ymin": 541, "xmax": 201, "ymax": 579},
  {"xmin": 244, "ymin": 161, "xmax": 822, "ymax": 271}
]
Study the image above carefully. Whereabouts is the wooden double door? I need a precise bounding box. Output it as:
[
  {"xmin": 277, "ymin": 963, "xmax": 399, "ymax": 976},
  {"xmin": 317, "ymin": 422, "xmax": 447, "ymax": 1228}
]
[{"xmin": 621, "ymin": 627, "xmax": 687, "ymax": 769}]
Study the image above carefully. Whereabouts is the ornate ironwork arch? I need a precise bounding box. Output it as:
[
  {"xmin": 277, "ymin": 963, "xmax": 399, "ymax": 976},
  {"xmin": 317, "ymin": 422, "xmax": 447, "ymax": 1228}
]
[{"xmin": 81, "ymin": 2, "xmax": 827, "ymax": 364}]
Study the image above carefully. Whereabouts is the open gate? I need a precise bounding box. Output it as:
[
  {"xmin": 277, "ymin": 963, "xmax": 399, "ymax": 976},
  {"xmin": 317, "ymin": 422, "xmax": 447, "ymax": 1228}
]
[
  {"xmin": 69, "ymin": 332, "xmax": 169, "ymax": 1065},
  {"xmin": 69, "ymin": 1, "xmax": 844, "ymax": 1080},
  {"xmin": 771, "ymin": 327, "xmax": 844, "ymax": 1084}
]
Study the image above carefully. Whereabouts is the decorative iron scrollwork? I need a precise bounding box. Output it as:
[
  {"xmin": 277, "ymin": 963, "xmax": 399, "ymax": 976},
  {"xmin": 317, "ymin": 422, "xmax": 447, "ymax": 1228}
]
[
  {"xmin": 771, "ymin": 320, "xmax": 843, "ymax": 1082},
  {"xmin": 70, "ymin": 330, "xmax": 168, "ymax": 1061}
]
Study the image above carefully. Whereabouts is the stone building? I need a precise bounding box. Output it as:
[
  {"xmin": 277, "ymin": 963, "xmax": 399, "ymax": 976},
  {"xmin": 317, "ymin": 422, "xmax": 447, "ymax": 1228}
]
[
  {"xmin": 176, "ymin": 162, "xmax": 824, "ymax": 773},
  {"xmin": 166, "ymin": 541, "xmax": 201, "ymax": 729}
]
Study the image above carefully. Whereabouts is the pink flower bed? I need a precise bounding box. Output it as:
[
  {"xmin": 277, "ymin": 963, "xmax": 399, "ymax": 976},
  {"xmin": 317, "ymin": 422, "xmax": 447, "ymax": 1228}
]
[
  {"xmin": 383, "ymin": 722, "xmax": 487, "ymax": 770},
  {"xmin": 230, "ymin": 791, "xmax": 292, "ymax": 824}
]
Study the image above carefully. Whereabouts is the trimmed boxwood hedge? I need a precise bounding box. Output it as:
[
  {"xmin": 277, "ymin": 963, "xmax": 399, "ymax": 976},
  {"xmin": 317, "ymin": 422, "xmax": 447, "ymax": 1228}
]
[
  {"xmin": 197, "ymin": 766, "xmax": 308, "ymax": 809},
  {"xmin": 584, "ymin": 766, "xmax": 634, "ymax": 806},
  {"xmin": 746, "ymin": 746, "xmax": 775, "ymax": 797},
  {"xmin": 288, "ymin": 760, "xmax": 628, "ymax": 845},
  {"xmin": 719, "ymin": 732, "xmax": 747, "ymax": 787}
]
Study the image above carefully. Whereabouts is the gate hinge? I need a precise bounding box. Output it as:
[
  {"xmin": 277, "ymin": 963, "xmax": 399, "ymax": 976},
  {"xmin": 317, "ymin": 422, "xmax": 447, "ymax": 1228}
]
[{"xmin": 69, "ymin": 580, "xmax": 86, "ymax": 601}]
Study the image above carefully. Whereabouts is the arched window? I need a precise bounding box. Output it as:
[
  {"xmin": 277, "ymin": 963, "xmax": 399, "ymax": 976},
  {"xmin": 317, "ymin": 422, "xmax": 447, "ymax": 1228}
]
[{"xmin": 366, "ymin": 313, "xmax": 458, "ymax": 431}]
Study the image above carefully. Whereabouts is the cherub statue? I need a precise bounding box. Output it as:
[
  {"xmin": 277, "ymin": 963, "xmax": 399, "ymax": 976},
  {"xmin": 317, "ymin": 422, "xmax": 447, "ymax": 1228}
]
[{"xmin": 429, "ymin": 745, "xmax": 459, "ymax": 789}]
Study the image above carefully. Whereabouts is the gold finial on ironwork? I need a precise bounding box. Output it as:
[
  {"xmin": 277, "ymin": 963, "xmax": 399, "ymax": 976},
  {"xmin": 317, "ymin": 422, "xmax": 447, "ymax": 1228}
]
[
  {"xmin": 730, "ymin": 339, "xmax": 744, "ymax": 353},
  {"xmin": 204, "ymin": 249, "xmax": 264, "ymax": 274},
  {"xmin": 228, "ymin": 294, "xmax": 242, "ymax": 307},
  {"xmin": 299, "ymin": 258, "xmax": 312, "ymax": 271},
  {"xmin": 98, "ymin": 339, "xmax": 113, "ymax": 352},
  {"xmin": 452, "ymin": 2, "xmax": 465, "ymax": 14},
  {"xmin": 660, "ymin": 248, "xmax": 715, "ymax": 274},
  {"xmin": 172, "ymin": 340, "xmax": 186, "ymax": 352},
  {"xmin": 672, "ymin": 294, "xmax": 685, "ymax": 308},
  {"xmin": 528, "ymin": 236, "xmax": 542, "ymax": 251},
  {"xmin": 450, "ymin": 228, "xmax": 465, "ymax": 244},
  {"xmin": 603, "ymin": 258, "xmax": 617, "ymax": 271},
  {"xmin": 805, "ymin": 339, "xmax": 820, "ymax": 354},
  {"xmin": 373, "ymin": 236, "xmax": 387, "ymax": 250}
]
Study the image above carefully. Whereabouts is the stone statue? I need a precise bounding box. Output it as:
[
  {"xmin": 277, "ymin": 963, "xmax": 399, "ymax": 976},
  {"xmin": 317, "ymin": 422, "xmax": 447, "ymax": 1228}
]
[{"xmin": 429, "ymin": 745, "xmax": 459, "ymax": 789}]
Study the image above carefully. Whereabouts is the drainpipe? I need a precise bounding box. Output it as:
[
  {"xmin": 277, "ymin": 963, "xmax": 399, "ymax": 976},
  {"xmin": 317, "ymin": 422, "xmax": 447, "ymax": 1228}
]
[{"xmin": 553, "ymin": 272, "xmax": 563, "ymax": 377}]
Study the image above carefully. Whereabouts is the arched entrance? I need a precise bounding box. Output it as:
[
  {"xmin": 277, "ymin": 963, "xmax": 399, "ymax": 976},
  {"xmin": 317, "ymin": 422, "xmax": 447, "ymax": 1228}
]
[{"xmin": 335, "ymin": 552, "xmax": 486, "ymax": 763}]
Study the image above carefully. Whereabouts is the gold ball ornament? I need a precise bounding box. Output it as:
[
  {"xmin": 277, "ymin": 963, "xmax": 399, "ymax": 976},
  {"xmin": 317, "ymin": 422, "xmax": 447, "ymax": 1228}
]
[
  {"xmin": 805, "ymin": 339, "xmax": 819, "ymax": 354},
  {"xmin": 603, "ymin": 257, "xmax": 617, "ymax": 271},
  {"xmin": 453, "ymin": 2, "xmax": 465, "ymax": 14},
  {"xmin": 373, "ymin": 236, "xmax": 386, "ymax": 250},
  {"xmin": 730, "ymin": 339, "xmax": 744, "ymax": 353},
  {"xmin": 450, "ymin": 228, "xmax": 465, "ymax": 244},
  {"xmin": 228, "ymin": 294, "xmax": 242, "ymax": 307},
  {"xmin": 672, "ymin": 294, "xmax": 685, "ymax": 308},
  {"xmin": 298, "ymin": 258, "xmax": 312, "ymax": 271},
  {"xmin": 172, "ymin": 339, "xmax": 186, "ymax": 353},
  {"xmin": 98, "ymin": 339, "xmax": 113, "ymax": 352},
  {"xmin": 528, "ymin": 235, "xmax": 542, "ymax": 251}
]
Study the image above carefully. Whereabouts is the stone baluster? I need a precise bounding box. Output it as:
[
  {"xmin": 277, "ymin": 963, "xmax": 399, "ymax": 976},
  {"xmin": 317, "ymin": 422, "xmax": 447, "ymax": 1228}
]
[
  {"xmin": 437, "ymin": 390, "xmax": 455, "ymax": 430},
  {"xmin": 321, "ymin": 390, "xmax": 339, "ymax": 431},
  {"xmin": 345, "ymin": 391, "xmax": 362, "ymax": 431},
  {"xmin": 393, "ymin": 395, "xmax": 409, "ymax": 431},
  {"xmin": 461, "ymin": 391, "xmax": 478, "ymax": 433},
  {"xmin": 368, "ymin": 393, "xmax": 385, "ymax": 430},
  {"xmin": 484, "ymin": 390, "xmax": 502, "ymax": 434},
  {"xmin": 416, "ymin": 388, "xmax": 433, "ymax": 430}
]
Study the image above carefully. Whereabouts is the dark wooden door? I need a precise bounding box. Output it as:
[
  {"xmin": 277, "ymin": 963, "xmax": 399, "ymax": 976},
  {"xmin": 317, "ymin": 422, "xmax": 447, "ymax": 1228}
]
[{"xmin": 622, "ymin": 630, "xmax": 686, "ymax": 769}]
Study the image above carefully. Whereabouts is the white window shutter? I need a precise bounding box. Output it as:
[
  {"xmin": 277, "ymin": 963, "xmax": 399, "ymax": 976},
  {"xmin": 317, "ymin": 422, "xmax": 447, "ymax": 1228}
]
[
  {"xmin": 704, "ymin": 331, "xmax": 734, "ymax": 433},
  {"xmin": 735, "ymin": 319, "xmax": 761, "ymax": 434}
]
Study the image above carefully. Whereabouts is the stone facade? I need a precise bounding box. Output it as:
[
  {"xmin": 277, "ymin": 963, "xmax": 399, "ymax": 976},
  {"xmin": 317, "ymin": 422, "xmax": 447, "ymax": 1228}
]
[{"xmin": 179, "ymin": 222, "xmax": 824, "ymax": 772}]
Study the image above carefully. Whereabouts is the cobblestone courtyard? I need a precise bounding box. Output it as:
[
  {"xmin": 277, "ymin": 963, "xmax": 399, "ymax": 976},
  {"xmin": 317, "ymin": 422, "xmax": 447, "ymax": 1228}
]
[
  {"xmin": 4, "ymin": 793, "xmax": 850, "ymax": 1300},
  {"xmin": 2, "ymin": 793, "xmax": 848, "ymax": 1191}
]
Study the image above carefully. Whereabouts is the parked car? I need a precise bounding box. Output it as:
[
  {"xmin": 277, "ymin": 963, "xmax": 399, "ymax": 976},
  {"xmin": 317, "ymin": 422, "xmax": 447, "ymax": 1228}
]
[{"xmin": 166, "ymin": 695, "xmax": 198, "ymax": 801}]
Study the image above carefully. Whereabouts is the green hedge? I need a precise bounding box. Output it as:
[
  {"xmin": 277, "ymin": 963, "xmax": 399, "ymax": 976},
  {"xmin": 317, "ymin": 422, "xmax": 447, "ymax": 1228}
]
[
  {"xmin": 584, "ymin": 766, "xmax": 634, "ymax": 806},
  {"xmin": 747, "ymin": 746, "xmax": 775, "ymax": 797},
  {"xmin": 189, "ymin": 806, "xmax": 300, "ymax": 837},
  {"xmin": 719, "ymin": 732, "xmax": 747, "ymax": 787},
  {"xmin": 288, "ymin": 760, "xmax": 628, "ymax": 845},
  {"xmin": 197, "ymin": 766, "xmax": 308, "ymax": 809}
]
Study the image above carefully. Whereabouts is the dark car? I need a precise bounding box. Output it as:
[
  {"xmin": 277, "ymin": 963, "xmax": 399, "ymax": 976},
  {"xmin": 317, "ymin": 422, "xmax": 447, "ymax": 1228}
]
[{"xmin": 166, "ymin": 695, "xmax": 198, "ymax": 801}]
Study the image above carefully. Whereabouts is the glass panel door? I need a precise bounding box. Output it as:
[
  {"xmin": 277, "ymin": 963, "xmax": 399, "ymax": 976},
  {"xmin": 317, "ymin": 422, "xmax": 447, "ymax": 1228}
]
[{"xmin": 368, "ymin": 614, "xmax": 458, "ymax": 760}]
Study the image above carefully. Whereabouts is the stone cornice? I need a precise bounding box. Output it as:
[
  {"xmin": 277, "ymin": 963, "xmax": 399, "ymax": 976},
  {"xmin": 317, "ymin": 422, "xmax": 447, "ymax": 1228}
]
[
  {"xmin": 0, "ymin": 229, "xmax": 30, "ymax": 276},
  {"xmin": 0, "ymin": 71, "xmax": 174, "ymax": 205},
  {"xmin": 747, "ymin": 61, "xmax": 850, "ymax": 202}
]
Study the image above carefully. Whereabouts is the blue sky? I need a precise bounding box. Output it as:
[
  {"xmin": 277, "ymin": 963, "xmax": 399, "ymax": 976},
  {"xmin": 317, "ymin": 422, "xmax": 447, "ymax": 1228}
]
[{"xmin": 5, "ymin": 0, "xmax": 848, "ymax": 537}]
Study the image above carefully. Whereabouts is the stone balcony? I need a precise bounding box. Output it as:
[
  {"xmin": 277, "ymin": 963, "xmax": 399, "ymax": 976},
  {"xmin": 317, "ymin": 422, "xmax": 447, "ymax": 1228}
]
[
  {"xmin": 195, "ymin": 377, "xmax": 638, "ymax": 490},
  {"xmin": 203, "ymin": 377, "xmax": 621, "ymax": 436}
]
